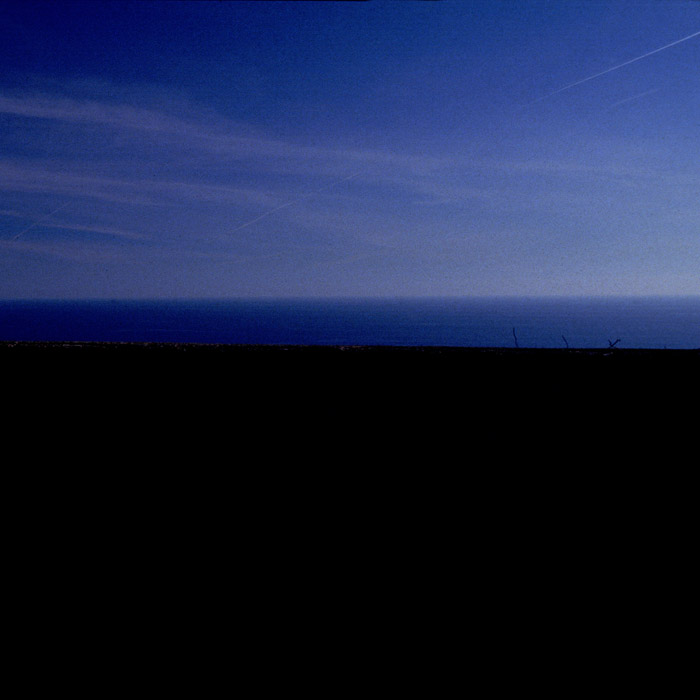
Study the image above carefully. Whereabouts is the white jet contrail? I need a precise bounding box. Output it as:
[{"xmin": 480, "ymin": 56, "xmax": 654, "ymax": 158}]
[
  {"xmin": 10, "ymin": 202, "xmax": 72, "ymax": 241},
  {"xmin": 608, "ymin": 88, "xmax": 660, "ymax": 110},
  {"xmin": 534, "ymin": 29, "xmax": 700, "ymax": 102},
  {"xmin": 230, "ymin": 172, "xmax": 360, "ymax": 233}
]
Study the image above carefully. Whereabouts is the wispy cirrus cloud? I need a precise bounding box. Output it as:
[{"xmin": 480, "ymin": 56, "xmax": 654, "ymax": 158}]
[
  {"xmin": 0, "ymin": 207, "xmax": 148, "ymax": 242},
  {"xmin": 0, "ymin": 81, "xmax": 686, "ymax": 269},
  {"xmin": 0, "ymin": 91, "xmax": 452, "ymax": 175},
  {"xmin": 0, "ymin": 87, "xmax": 460, "ymax": 255},
  {"xmin": 5, "ymin": 87, "xmax": 664, "ymax": 207},
  {"xmin": 0, "ymin": 85, "xmax": 474, "ymax": 265},
  {"xmin": 0, "ymin": 158, "xmax": 286, "ymax": 208},
  {"xmin": 0, "ymin": 235, "xmax": 139, "ymax": 263}
]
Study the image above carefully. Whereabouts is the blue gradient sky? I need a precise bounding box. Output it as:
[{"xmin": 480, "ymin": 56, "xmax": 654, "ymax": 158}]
[{"xmin": 1, "ymin": 0, "xmax": 698, "ymax": 298}]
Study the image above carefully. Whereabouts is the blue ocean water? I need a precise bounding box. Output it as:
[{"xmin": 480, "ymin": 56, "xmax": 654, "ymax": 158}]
[{"xmin": 0, "ymin": 297, "xmax": 698, "ymax": 349}]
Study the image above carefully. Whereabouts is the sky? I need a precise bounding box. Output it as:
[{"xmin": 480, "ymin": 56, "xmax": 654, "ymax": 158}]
[{"xmin": 0, "ymin": 0, "xmax": 698, "ymax": 299}]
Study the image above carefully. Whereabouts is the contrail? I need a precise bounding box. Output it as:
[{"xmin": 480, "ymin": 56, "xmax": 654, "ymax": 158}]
[
  {"xmin": 534, "ymin": 29, "xmax": 700, "ymax": 102},
  {"xmin": 10, "ymin": 202, "xmax": 72, "ymax": 241},
  {"xmin": 607, "ymin": 88, "xmax": 660, "ymax": 110},
  {"xmin": 230, "ymin": 172, "xmax": 360, "ymax": 233}
]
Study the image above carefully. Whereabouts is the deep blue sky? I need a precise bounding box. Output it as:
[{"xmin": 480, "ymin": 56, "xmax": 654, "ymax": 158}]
[{"xmin": 1, "ymin": 0, "xmax": 698, "ymax": 298}]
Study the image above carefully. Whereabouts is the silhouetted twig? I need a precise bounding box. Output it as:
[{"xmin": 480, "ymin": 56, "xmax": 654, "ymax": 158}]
[
  {"xmin": 562, "ymin": 335, "xmax": 569, "ymax": 349},
  {"xmin": 608, "ymin": 338, "xmax": 621, "ymax": 348},
  {"xmin": 512, "ymin": 327, "xmax": 519, "ymax": 348}
]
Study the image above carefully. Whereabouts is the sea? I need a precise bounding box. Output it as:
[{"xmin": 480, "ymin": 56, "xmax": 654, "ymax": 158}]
[{"xmin": 0, "ymin": 297, "xmax": 699, "ymax": 349}]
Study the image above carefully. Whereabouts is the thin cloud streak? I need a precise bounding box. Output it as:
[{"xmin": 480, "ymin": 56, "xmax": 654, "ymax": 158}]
[
  {"xmin": 9, "ymin": 202, "xmax": 71, "ymax": 240},
  {"xmin": 607, "ymin": 88, "xmax": 660, "ymax": 110},
  {"xmin": 0, "ymin": 92, "xmax": 452, "ymax": 175},
  {"xmin": 0, "ymin": 237, "xmax": 134, "ymax": 263},
  {"xmin": 229, "ymin": 173, "xmax": 360, "ymax": 233},
  {"xmin": 0, "ymin": 160, "xmax": 284, "ymax": 208},
  {"xmin": 30, "ymin": 219, "xmax": 149, "ymax": 242},
  {"xmin": 1, "ymin": 207, "xmax": 147, "ymax": 241},
  {"xmin": 533, "ymin": 29, "xmax": 700, "ymax": 101}
]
